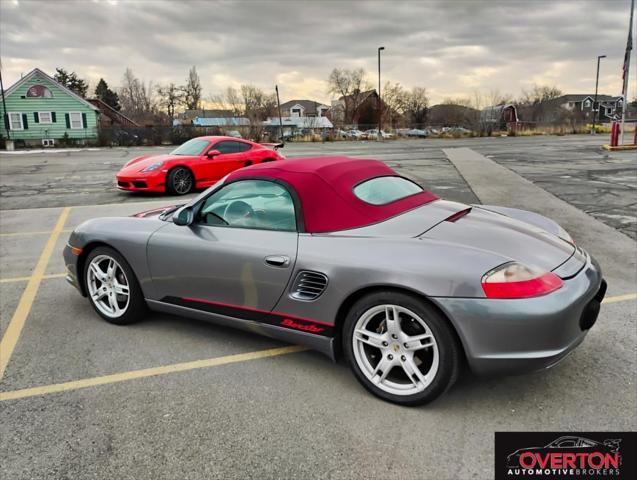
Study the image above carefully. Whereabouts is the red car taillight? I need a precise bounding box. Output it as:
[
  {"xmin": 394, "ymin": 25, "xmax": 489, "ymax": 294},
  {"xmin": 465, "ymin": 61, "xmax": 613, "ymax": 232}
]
[{"xmin": 481, "ymin": 262, "xmax": 563, "ymax": 299}]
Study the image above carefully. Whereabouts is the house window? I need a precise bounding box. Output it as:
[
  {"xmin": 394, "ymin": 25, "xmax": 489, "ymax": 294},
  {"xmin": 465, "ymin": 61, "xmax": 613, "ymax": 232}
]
[
  {"xmin": 584, "ymin": 99, "xmax": 592, "ymax": 108},
  {"xmin": 8, "ymin": 112, "xmax": 23, "ymax": 130},
  {"xmin": 69, "ymin": 112, "xmax": 83, "ymax": 129},
  {"xmin": 38, "ymin": 112, "xmax": 53, "ymax": 124},
  {"xmin": 291, "ymin": 108, "xmax": 302, "ymax": 117},
  {"xmin": 26, "ymin": 85, "xmax": 53, "ymax": 98}
]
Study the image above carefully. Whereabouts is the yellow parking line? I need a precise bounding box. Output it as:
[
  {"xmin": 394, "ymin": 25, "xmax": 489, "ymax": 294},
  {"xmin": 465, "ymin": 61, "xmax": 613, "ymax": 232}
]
[
  {"xmin": 0, "ymin": 229, "xmax": 72, "ymax": 237},
  {"xmin": 0, "ymin": 273, "xmax": 66, "ymax": 284},
  {"xmin": 0, "ymin": 207, "xmax": 71, "ymax": 379},
  {"xmin": 0, "ymin": 345, "xmax": 307, "ymax": 401},
  {"xmin": 602, "ymin": 293, "xmax": 637, "ymax": 304}
]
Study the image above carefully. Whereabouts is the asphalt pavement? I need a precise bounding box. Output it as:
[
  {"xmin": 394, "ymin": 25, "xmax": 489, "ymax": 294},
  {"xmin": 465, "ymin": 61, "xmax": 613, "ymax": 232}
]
[{"xmin": 0, "ymin": 136, "xmax": 635, "ymax": 480}]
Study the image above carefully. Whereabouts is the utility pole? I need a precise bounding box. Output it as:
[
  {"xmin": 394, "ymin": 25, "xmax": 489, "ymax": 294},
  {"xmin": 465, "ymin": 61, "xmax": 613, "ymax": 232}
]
[
  {"xmin": 275, "ymin": 85, "xmax": 283, "ymax": 143},
  {"xmin": 592, "ymin": 55, "xmax": 606, "ymax": 134},
  {"xmin": 378, "ymin": 46, "xmax": 385, "ymax": 141},
  {"xmin": 0, "ymin": 66, "xmax": 10, "ymax": 142}
]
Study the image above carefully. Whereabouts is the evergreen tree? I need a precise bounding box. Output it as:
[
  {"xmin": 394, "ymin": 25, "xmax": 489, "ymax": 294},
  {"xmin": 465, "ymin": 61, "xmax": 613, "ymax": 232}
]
[
  {"xmin": 95, "ymin": 78, "xmax": 121, "ymax": 111},
  {"xmin": 54, "ymin": 67, "xmax": 88, "ymax": 97}
]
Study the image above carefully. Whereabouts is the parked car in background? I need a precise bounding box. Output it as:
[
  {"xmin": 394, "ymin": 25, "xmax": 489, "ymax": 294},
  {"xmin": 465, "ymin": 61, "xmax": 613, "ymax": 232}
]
[
  {"xmin": 441, "ymin": 126, "xmax": 472, "ymax": 135},
  {"xmin": 406, "ymin": 128, "xmax": 428, "ymax": 138},
  {"xmin": 364, "ymin": 129, "xmax": 394, "ymax": 139},
  {"xmin": 226, "ymin": 130, "xmax": 242, "ymax": 138},
  {"xmin": 347, "ymin": 129, "xmax": 365, "ymax": 139},
  {"xmin": 116, "ymin": 136, "xmax": 285, "ymax": 195}
]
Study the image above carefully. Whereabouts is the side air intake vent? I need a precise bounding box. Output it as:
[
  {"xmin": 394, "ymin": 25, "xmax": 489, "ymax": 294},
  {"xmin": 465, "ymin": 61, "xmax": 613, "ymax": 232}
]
[{"xmin": 290, "ymin": 271, "xmax": 328, "ymax": 301}]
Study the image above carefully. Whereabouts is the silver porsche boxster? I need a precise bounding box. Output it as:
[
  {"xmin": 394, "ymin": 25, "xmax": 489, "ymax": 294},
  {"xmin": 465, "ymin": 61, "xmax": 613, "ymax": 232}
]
[{"xmin": 64, "ymin": 157, "xmax": 606, "ymax": 405}]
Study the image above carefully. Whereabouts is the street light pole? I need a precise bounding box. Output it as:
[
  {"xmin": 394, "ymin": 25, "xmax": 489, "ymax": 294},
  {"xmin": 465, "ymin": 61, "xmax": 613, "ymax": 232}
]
[
  {"xmin": 592, "ymin": 54, "xmax": 606, "ymax": 134},
  {"xmin": 378, "ymin": 46, "xmax": 385, "ymax": 141}
]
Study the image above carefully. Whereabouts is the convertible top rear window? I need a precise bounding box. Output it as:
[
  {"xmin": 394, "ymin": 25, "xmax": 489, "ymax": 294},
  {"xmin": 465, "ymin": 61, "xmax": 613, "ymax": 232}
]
[{"xmin": 353, "ymin": 176, "xmax": 423, "ymax": 205}]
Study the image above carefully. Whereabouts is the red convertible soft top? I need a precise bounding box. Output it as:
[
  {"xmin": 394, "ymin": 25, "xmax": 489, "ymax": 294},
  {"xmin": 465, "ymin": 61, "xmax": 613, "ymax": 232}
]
[{"xmin": 226, "ymin": 156, "xmax": 438, "ymax": 233}]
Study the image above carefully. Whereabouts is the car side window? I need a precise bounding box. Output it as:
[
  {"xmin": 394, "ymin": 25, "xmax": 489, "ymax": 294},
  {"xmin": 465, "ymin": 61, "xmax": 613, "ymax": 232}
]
[
  {"xmin": 214, "ymin": 141, "xmax": 252, "ymax": 154},
  {"xmin": 197, "ymin": 180, "xmax": 297, "ymax": 232},
  {"xmin": 556, "ymin": 439, "xmax": 577, "ymax": 447},
  {"xmin": 234, "ymin": 141, "xmax": 251, "ymax": 152}
]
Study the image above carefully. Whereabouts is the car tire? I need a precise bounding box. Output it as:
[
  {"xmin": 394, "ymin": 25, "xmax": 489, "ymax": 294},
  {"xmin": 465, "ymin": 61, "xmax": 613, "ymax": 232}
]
[
  {"xmin": 84, "ymin": 246, "xmax": 147, "ymax": 325},
  {"xmin": 342, "ymin": 291, "xmax": 460, "ymax": 406},
  {"xmin": 166, "ymin": 167, "xmax": 194, "ymax": 195}
]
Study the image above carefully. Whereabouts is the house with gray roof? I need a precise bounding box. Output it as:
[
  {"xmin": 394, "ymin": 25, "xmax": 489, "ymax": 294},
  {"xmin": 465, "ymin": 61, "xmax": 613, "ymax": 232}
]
[
  {"xmin": 279, "ymin": 99, "xmax": 330, "ymax": 118},
  {"xmin": 554, "ymin": 94, "xmax": 623, "ymax": 122}
]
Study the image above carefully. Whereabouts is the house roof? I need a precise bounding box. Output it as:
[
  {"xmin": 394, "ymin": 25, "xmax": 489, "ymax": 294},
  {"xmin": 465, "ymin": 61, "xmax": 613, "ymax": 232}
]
[
  {"xmin": 556, "ymin": 94, "xmax": 620, "ymax": 103},
  {"xmin": 192, "ymin": 117, "xmax": 250, "ymax": 126},
  {"xmin": 227, "ymin": 157, "xmax": 438, "ymax": 233},
  {"xmin": 3, "ymin": 68, "xmax": 99, "ymax": 111},
  {"xmin": 179, "ymin": 109, "xmax": 235, "ymax": 119},
  {"xmin": 87, "ymin": 98, "xmax": 140, "ymax": 126},
  {"xmin": 338, "ymin": 89, "xmax": 377, "ymax": 103},
  {"xmin": 280, "ymin": 99, "xmax": 330, "ymax": 114}
]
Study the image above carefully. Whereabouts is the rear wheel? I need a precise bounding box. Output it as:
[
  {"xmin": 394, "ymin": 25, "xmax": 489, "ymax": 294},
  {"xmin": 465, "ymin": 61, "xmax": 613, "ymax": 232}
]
[
  {"xmin": 84, "ymin": 247, "xmax": 146, "ymax": 325},
  {"xmin": 343, "ymin": 291, "xmax": 460, "ymax": 405},
  {"xmin": 166, "ymin": 167, "xmax": 194, "ymax": 195}
]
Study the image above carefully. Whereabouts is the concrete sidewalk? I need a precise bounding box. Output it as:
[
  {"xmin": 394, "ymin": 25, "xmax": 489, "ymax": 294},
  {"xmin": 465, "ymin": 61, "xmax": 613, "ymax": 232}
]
[{"xmin": 443, "ymin": 147, "xmax": 637, "ymax": 291}]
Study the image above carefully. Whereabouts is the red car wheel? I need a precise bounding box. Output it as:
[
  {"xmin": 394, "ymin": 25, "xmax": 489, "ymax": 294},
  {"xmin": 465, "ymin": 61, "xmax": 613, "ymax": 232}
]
[{"xmin": 166, "ymin": 167, "xmax": 194, "ymax": 195}]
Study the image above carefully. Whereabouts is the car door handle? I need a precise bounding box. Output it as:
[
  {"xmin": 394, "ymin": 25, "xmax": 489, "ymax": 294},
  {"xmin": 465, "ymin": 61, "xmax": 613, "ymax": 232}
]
[{"xmin": 265, "ymin": 255, "xmax": 290, "ymax": 267}]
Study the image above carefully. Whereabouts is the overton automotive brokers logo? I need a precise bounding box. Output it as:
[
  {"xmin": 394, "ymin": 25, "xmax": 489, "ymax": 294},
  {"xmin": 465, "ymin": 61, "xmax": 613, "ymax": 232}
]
[{"xmin": 495, "ymin": 432, "xmax": 636, "ymax": 480}]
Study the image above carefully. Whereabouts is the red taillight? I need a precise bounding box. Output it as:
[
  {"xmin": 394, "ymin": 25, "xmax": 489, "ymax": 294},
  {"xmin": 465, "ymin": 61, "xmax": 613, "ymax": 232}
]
[{"xmin": 481, "ymin": 262, "xmax": 563, "ymax": 299}]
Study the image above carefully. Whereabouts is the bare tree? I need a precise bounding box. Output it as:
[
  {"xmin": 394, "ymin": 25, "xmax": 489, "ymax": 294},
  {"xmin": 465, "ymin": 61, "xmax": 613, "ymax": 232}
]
[
  {"xmin": 403, "ymin": 87, "xmax": 429, "ymax": 127},
  {"xmin": 184, "ymin": 66, "xmax": 202, "ymax": 110},
  {"xmin": 381, "ymin": 82, "xmax": 406, "ymax": 127},
  {"xmin": 327, "ymin": 68, "xmax": 370, "ymax": 125},
  {"xmin": 442, "ymin": 97, "xmax": 474, "ymax": 108},
  {"xmin": 519, "ymin": 84, "xmax": 562, "ymax": 105},
  {"xmin": 517, "ymin": 84, "xmax": 563, "ymax": 123},
  {"xmin": 240, "ymin": 85, "xmax": 277, "ymax": 123},
  {"xmin": 119, "ymin": 68, "xmax": 156, "ymax": 122},
  {"xmin": 212, "ymin": 85, "xmax": 276, "ymax": 139},
  {"xmin": 157, "ymin": 83, "xmax": 184, "ymax": 118},
  {"xmin": 209, "ymin": 86, "xmax": 244, "ymax": 116}
]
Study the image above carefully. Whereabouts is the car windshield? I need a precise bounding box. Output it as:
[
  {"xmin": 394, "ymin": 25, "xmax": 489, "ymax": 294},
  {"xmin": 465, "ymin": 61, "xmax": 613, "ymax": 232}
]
[
  {"xmin": 170, "ymin": 138, "xmax": 210, "ymax": 156},
  {"xmin": 353, "ymin": 176, "xmax": 423, "ymax": 205}
]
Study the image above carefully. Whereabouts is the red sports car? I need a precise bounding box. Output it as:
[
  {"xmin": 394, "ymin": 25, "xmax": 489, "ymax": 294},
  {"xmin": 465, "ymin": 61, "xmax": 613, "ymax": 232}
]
[{"xmin": 116, "ymin": 136, "xmax": 285, "ymax": 195}]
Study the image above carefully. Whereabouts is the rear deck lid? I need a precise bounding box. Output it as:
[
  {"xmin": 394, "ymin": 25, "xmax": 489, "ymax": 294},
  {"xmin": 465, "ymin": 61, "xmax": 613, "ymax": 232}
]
[{"xmin": 422, "ymin": 207, "xmax": 575, "ymax": 271}]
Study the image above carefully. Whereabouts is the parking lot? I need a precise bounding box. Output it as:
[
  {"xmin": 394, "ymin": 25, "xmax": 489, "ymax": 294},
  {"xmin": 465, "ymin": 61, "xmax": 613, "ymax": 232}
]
[{"xmin": 1, "ymin": 136, "xmax": 635, "ymax": 479}]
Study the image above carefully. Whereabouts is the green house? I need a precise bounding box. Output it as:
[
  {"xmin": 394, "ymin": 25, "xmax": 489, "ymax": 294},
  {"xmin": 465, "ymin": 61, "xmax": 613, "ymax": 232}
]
[{"xmin": 1, "ymin": 68, "xmax": 99, "ymax": 147}]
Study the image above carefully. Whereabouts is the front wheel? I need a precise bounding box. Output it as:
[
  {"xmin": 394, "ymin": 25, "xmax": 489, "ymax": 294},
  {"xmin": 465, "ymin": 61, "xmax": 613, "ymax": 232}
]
[
  {"xmin": 343, "ymin": 291, "xmax": 461, "ymax": 406},
  {"xmin": 84, "ymin": 246, "xmax": 146, "ymax": 325},
  {"xmin": 166, "ymin": 167, "xmax": 194, "ymax": 195}
]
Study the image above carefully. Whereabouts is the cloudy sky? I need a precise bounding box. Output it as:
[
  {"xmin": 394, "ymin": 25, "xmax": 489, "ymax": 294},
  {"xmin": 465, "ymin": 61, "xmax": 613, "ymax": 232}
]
[{"xmin": 1, "ymin": 0, "xmax": 635, "ymax": 105}]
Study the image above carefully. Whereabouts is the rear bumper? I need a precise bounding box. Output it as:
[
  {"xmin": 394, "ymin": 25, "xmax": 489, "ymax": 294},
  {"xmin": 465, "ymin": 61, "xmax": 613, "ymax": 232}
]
[
  {"xmin": 116, "ymin": 172, "xmax": 165, "ymax": 192},
  {"xmin": 433, "ymin": 253, "xmax": 605, "ymax": 376}
]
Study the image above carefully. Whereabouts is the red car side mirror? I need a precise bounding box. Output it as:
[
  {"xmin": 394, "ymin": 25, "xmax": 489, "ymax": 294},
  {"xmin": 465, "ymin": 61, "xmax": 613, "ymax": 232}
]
[{"xmin": 206, "ymin": 149, "xmax": 221, "ymax": 158}]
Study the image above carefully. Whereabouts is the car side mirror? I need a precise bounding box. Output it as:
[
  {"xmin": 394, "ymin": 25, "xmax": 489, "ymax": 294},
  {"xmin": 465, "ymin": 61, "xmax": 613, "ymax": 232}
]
[
  {"xmin": 173, "ymin": 206, "xmax": 194, "ymax": 226},
  {"xmin": 206, "ymin": 149, "xmax": 221, "ymax": 158}
]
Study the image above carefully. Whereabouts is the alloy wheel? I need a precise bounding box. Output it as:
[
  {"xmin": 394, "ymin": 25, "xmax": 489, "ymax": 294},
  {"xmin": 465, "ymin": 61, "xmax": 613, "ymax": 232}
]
[
  {"xmin": 352, "ymin": 304, "xmax": 439, "ymax": 396},
  {"xmin": 173, "ymin": 168, "xmax": 193, "ymax": 194},
  {"xmin": 86, "ymin": 255, "xmax": 130, "ymax": 318}
]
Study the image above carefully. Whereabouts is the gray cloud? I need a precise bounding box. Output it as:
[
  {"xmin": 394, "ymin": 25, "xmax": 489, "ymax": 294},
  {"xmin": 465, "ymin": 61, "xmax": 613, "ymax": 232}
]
[{"xmin": 1, "ymin": 0, "xmax": 634, "ymax": 103}]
